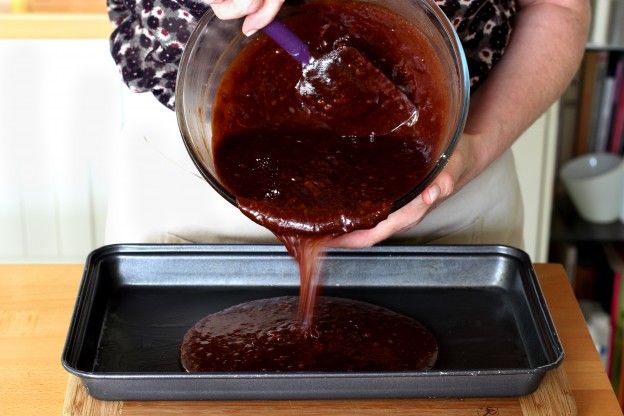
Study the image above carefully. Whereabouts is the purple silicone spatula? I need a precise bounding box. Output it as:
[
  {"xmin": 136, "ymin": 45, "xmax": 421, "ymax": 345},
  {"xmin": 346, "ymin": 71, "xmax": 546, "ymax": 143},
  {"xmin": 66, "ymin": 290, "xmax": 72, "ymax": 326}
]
[
  {"xmin": 261, "ymin": 20, "xmax": 418, "ymax": 137},
  {"xmin": 262, "ymin": 20, "xmax": 312, "ymax": 65}
]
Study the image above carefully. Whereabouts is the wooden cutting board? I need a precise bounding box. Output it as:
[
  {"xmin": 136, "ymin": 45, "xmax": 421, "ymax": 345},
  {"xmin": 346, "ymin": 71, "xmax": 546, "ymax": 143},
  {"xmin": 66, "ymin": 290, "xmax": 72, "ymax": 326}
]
[{"xmin": 62, "ymin": 365, "xmax": 576, "ymax": 416}]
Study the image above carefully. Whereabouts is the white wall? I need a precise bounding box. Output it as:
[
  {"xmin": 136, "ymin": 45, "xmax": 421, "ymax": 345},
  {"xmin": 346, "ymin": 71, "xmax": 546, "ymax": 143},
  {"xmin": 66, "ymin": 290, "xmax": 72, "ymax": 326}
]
[
  {"xmin": 512, "ymin": 105, "xmax": 558, "ymax": 262},
  {"xmin": 0, "ymin": 40, "xmax": 123, "ymax": 262}
]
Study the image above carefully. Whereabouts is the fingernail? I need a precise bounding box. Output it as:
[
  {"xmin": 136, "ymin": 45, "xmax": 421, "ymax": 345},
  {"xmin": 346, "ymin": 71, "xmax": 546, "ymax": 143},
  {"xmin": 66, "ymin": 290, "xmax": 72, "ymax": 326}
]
[
  {"xmin": 242, "ymin": 20, "xmax": 258, "ymax": 36},
  {"xmin": 428, "ymin": 185, "xmax": 440, "ymax": 203}
]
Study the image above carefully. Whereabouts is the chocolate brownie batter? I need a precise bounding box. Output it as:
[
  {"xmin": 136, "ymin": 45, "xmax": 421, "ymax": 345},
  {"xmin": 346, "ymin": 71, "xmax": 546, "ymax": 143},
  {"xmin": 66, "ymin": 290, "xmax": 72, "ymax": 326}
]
[
  {"xmin": 211, "ymin": 0, "xmax": 448, "ymax": 324},
  {"xmin": 212, "ymin": 0, "xmax": 449, "ymax": 239},
  {"xmin": 295, "ymin": 45, "xmax": 419, "ymax": 137},
  {"xmin": 181, "ymin": 2, "xmax": 444, "ymax": 370},
  {"xmin": 181, "ymin": 296, "xmax": 438, "ymax": 372}
]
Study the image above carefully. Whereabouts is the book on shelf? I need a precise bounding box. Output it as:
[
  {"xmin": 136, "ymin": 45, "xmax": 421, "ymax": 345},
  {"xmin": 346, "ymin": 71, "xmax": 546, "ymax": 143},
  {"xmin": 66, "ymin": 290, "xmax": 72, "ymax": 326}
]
[
  {"xmin": 564, "ymin": 51, "xmax": 624, "ymax": 162},
  {"xmin": 563, "ymin": 0, "xmax": 624, "ymax": 166},
  {"xmin": 603, "ymin": 243, "xmax": 624, "ymax": 403},
  {"xmin": 610, "ymin": 58, "xmax": 624, "ymax": 154},
  {"xmin": 589, "ymin": 53, "xmax": 610, "ymax": 152},
  {"xmin": 574, "ymin": 51, "xmax": 609, "ymax": 155},
  {"xmin": 556, "ymin": 72, "xmax": 581, "ymax": 170},
  {"xmin": 596, "ymin": 76, "xmax": 616, "ymax": 152}
]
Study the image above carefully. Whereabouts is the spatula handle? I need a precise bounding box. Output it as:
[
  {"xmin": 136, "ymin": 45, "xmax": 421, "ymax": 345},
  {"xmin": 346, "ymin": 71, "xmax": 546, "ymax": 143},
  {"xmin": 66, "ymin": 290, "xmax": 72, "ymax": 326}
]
[{"xmin": 262, "ymin": 20, "xmax": 311, "ymax": 65}]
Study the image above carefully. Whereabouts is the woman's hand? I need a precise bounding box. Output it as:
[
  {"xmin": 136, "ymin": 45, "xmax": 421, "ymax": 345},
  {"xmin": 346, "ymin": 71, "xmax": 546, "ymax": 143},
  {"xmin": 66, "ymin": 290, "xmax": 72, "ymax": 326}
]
[
  {"xmin": 329, "ymin": 134, "xmax": 477, "ymax": 248},
  {"xmin": 207, "ymin": 0, "xmax": 285, "ymax": 36}
]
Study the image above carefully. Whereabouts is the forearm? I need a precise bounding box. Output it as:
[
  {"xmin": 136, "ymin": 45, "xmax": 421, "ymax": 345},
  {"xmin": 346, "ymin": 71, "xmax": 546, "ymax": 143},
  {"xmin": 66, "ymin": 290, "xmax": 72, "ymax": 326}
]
[{"xmin": 460, "ymin": 0, "xmax": 589, "ymax": 186}]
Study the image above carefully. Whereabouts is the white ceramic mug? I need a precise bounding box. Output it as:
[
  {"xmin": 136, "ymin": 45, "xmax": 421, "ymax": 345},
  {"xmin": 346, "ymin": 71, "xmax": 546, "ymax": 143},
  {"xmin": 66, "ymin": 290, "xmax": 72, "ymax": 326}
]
[{"xmin": 560, "ymin": 153, "xmax": 624, "ymax": 223}]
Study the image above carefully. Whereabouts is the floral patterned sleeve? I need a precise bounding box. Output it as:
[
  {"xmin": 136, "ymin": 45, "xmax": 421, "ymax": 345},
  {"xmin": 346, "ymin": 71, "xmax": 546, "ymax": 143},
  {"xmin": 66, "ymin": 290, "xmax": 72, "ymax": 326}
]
[
  {"xmin": 107, "ymin": 0, "xmax": 516, "ymax": 110},
  {"xmin": 108, "ymin": 0, "xmax": 209, "ymax": 109},
  {"xmin": 435, "ymin": 0, "xmax": 517, "ymax": 90}
]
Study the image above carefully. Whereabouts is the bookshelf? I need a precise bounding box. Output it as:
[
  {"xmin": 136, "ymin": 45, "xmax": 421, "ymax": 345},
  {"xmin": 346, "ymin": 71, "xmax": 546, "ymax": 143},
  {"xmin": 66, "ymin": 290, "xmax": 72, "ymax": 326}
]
[
  {"xmin": 549, "ymin": 0, "xmax": 624, "ymax": 400},
  {"xmin": 552, "ymin": 48, "xmax": 624, "ymax": 242}
]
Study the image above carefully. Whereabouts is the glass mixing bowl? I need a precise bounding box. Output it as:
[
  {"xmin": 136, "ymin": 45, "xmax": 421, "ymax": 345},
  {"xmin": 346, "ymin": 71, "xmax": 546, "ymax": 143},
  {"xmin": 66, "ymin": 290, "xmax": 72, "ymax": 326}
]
[{"xmin": 176, "ymin": 0, "xmax": 469, "ymax": 215}]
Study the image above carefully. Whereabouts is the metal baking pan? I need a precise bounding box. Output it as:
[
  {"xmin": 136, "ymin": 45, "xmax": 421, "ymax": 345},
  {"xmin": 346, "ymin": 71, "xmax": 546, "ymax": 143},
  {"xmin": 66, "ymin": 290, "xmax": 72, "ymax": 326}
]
[{"xmin": 62, "ymin": 244, "xmax": 563, "ymax": 400}]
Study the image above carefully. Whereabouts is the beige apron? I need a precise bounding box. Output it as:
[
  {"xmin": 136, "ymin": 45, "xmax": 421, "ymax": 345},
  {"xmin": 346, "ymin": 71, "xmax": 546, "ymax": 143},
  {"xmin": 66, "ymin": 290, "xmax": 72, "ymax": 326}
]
[{"xmin": 105, "ymin": 92, "xmax": 523, "ymax": 248}]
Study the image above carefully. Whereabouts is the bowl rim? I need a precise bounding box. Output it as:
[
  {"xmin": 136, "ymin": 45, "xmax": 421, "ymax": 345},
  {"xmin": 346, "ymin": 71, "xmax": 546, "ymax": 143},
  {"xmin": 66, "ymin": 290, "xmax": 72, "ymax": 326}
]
[
  {"xmin": 560, "ymin": 152, "xmax": 623, "ymax": 182},
  {"xmin": 176, "ymin": 0, "xmax": 470, "ymax": 219},
  {"xmin": 176, "ymin": 8, "xmax": 237, "ymax": 206}
]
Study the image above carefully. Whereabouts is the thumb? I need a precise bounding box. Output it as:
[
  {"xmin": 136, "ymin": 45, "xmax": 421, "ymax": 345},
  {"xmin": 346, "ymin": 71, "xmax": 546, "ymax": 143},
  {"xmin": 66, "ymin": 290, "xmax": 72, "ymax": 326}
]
[
  {"xmin": 421, "ymin": 138, "xmax": 473, "ymax": 206},
  {"xmin": 422, "ymin": 171, "xmax": 454, "ymax": 206}
]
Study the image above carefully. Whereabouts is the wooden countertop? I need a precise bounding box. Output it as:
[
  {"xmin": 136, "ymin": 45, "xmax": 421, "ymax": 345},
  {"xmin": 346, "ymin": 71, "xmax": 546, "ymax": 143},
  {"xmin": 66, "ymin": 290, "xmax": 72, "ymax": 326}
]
[{"xmin": 0, "ymin": 263, "xmax": 622, "ymax": 415}]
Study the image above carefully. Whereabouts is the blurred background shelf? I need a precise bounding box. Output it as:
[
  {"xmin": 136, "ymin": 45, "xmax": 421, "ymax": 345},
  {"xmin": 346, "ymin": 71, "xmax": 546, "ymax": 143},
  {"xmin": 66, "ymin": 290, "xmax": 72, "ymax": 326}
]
[
  {"xmin": 587, "ymin": 44, "xmax": 624, "ymax": 53},
  {"xmin": 0, "ymin": 0, "xmax": 105, "ymax": 13},
  {"xmin": 0, "ymin": 13, "xmax": 110, "ymax": 38},
  {"xmin": 0, "ymin": 0, "xmax": 108, "ymax": 38},
  {"xmin": 548, "ymin": 2, "xmax": 624, "ymax": 405},
  {"xmin": 551, "ymin": 193, "xmax": 624, "ymax": 244}
]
